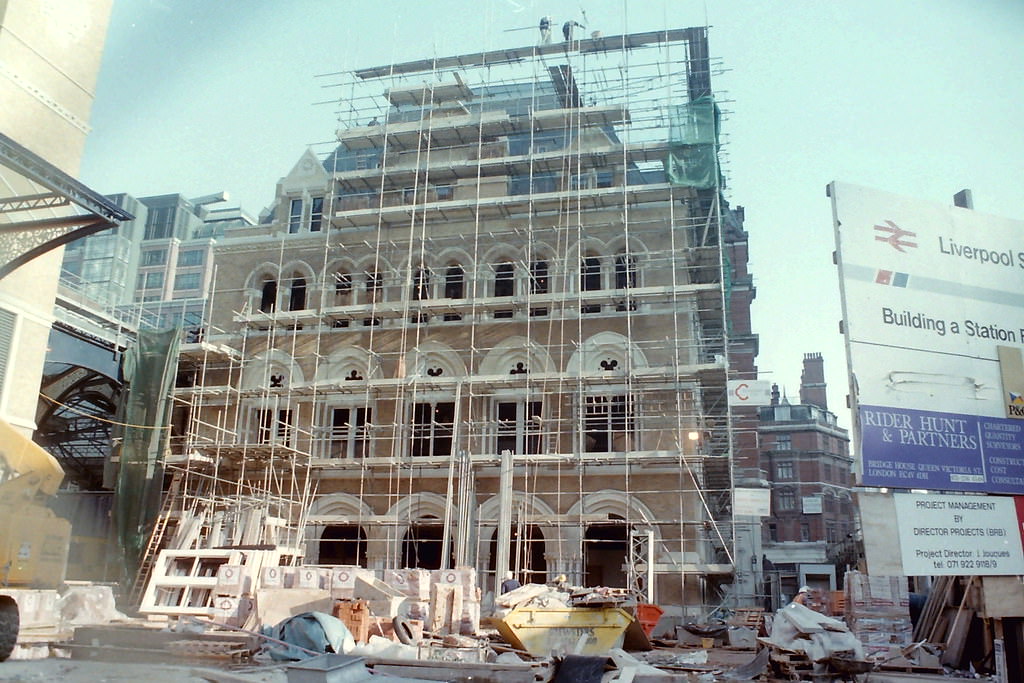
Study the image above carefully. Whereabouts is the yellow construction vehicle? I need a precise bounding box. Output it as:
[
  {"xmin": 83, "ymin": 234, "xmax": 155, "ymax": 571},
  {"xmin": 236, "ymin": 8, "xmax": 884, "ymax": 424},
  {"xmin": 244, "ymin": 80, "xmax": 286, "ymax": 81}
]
[{"xmin": 0, "ymin": 418, "xmax": 72, "ymax": 661}]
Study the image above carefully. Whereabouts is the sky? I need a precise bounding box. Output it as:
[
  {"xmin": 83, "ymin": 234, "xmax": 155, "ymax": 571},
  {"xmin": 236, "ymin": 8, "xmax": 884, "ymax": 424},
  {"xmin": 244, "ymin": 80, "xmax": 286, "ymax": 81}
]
[{"xmin": 79, "ymin": 0, "xmax": 1024, "ymax": 429}]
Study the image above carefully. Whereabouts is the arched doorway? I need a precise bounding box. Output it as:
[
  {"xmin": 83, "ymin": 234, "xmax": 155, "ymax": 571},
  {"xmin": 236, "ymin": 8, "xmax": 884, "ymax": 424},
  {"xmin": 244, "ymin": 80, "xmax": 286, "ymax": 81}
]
[
  {"xmin": 488, "ymin": 524, "xmax": 547, "ymax": 585},
  {"xmin": 319, "ymin": 525, "xmax": 367, "ymax": 566},
  {"xmin": 584, "ymin": 514, "xmax": 629, "ymax": 587},
  {"xmin": 401, "ymin": 516, "xmax": 453, "ymax": 569}
]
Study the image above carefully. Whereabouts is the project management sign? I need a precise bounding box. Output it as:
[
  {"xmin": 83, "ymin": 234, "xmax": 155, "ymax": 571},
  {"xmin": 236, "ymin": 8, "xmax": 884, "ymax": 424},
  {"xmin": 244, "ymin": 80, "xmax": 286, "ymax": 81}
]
[
  {"xmin": 893, "ymin": 493, "xmax": 1024, "ymax": 576},
  {"xmin": 831, "ymin": 182, "xmax": 1024, "ymax": 494}
]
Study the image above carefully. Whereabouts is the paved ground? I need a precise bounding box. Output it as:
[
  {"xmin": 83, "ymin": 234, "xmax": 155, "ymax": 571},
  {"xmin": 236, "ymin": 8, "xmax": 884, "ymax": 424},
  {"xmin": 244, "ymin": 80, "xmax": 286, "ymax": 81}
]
[
  {"xmin": 1, "ymin": 648, "xmax": 755, "ymax": 682},
  {"xmin": 0, "ymin": 658, "xmax": 288, "ymax": 682}
]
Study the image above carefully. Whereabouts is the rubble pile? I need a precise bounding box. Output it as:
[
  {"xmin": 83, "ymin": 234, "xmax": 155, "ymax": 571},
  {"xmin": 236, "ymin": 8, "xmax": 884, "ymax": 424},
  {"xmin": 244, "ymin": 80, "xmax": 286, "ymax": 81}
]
[{"xmin": 843, "ymin": 571, "xmax": 914, "ymax": 662}]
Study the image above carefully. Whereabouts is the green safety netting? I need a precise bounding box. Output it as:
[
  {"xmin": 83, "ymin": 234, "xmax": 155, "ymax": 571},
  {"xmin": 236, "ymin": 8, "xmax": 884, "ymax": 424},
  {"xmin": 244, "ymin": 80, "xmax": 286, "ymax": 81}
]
[
  {"xmin": 111, "ymin": 327, "xmax": 180, "ymax": 585},
  {"xmin": 663, "ymin": 95, "xmax": 721, "ymax": 189}
]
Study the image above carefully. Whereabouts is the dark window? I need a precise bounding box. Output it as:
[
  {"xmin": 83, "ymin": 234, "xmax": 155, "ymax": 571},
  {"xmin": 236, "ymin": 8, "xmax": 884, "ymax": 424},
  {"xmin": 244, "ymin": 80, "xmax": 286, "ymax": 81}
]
[
  {"xmin": 334, "ymin": 272, "xmax": 352, "ymax": 304},
  {"xmin": 319, "ymin": 525, "xmax": 367, "ymax": 566},
  {"xmin": 581, "ymin": 257, "xmax": 601, "ymax": 314},
  {"xmin": 494, "ymin": 263, "xmax": 514, "ymax": 318},
  {"xmin": 582, "ymin": 257, "xmax": 601, "ymax": 291},
  {"xmin": 310, "ymin": 196, "xmax": 324, "ymax": 232},
  {"xmin": 289, "ymin": 198, "xmax": 303, "ymax": 233},
  {"xmin": 494, "ymin": 263, "xmax": 514, "ymax": 297},
  {"xmin": 328, "ymin": 407, "xmax": 371, "ymax": 458},
  {"xmin": 143, "ymin": 206, "xmax": 175, "ymax": 240},
  {"xmin": 412, "ymin": 268, "xmax": 430, "ymax": 300},
  {"xmin": 496, "ymin": 401, "xmax": 543, "ymax": 455},
  {"xmin": 260, "ymin": 279, "xmax": 277, "ymax": 313},
  {"xmin": 615, "ymin": 255, "xmax": 637, "ymax": 289},
  {"xmin": 411, "ymin": 402, "xmax": 455, "ymax": 457},
  {"xmin": 366, "ymin": 271, "xmax": 382, "ymax": 297},
  {"xmin": 445, "ymin": 266, "xmax": 464, "ymax": 299},
  {"xmin": 256, "ymin": 408, "xmax": 293, "ymax": 444},
  {"xmin": 444, "ymin": 266, "xmax": 464, "ymax": 321},
  {"xmin": 584, "ymin": 395, "xmax": 633, "ymax": 453},
  {"xmin": 288, "ymin": 276, "xmax": 307, "ymax": 311},
  {"xmin": 530, "ymin": 261, "xmax": 549, "ymax": 294}
]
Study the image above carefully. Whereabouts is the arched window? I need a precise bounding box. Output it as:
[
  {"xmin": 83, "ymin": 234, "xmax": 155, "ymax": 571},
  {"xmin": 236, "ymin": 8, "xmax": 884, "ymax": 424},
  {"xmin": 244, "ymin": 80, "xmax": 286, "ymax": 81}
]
[
  {"xmin": 529, "ymin": 260, "xmax": 550, "ymax": 316},
  {"xmin": 260, "ymin": 278, "xmax": 277, "ymax": 313},
  {"xmin": 615, "ymin": 254, "xmax": 637, "ymax": 311},
  {"xmin": 584, "ymin": 515, "xmax": 629, "ymax": 587},
  {"xmin": 444, "ymin": 265, "xmax": 464, "ymax": 321},
  {"xmin": 494, "ymin": 262, "xmax": 515, "ymax": 297},
  {"xmin": 445, "ymin": 265, "xmax": 464, "ymax": 299},
  {"xmin": 615, "ymin": 255, "xmax": 637, "ymax": 289},
  {"xmin": 494, "ymin": 262, "xmax": 514, "ymax": 319},
  {"xmin": 401, "ymin": 516, "xmax": 453, "ymax": 570},
  {"xmin": 412, "ymin": 268, "xmax": 431, "ymax": 300},
  {"xmin": 581, "ymin": 256, "xmax": 602, "ymax": 314},
  {"xmin": 530, "ymin": 260, "xmax": 549, "ymax": 294},
  {"xmin": 365, "ymin": 270, "xmax": 382, "ymax": 300},
  {"xmin": 581, "ymin": 257, "xmax": 602, "ymax": 291},
  {"xmin": 288, "ymin": 275, "xmax": 307, "ymax": 311},
  {"xmin": 319, "ymin": 525, "xmax": 367, "ymax": 566},
  {"xmin": 334, "ymin": 271, "xmax": 352, "ymax": 305}
]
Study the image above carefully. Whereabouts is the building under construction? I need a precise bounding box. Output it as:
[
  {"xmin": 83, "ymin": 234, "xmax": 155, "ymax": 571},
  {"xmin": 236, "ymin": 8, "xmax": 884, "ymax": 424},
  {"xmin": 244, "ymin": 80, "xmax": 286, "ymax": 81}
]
[{"xmin": 165, "ymin": 26, "xmax": 757, "ymax": 612}]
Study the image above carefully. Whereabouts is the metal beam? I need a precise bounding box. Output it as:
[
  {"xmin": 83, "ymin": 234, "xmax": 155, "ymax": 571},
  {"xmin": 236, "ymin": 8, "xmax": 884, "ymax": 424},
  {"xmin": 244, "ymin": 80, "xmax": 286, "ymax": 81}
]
[
  {"xmin": 0, "ymin": 192, "xmax": 70, "ymax": 213},
  {"xmin": 0, "ymin": 131, "xmax": 133, "ymax": 223}
]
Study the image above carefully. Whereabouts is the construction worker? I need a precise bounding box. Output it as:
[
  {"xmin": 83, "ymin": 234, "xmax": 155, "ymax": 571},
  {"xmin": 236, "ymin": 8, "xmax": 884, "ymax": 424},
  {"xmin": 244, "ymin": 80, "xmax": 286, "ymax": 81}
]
[
  {"xmin": 539, "ymin": 16, "xmax": 553, "ymax": 44},
  {"xmin": 792, "ymin": 585, "xmax": 811, "ymax": 606},
  {"xmin": 562, "ymin": 20, "xmax": 585, "ymax": 41},
  {"xmin": 500, "ymin": 572, "xmax": 521, "ymax": 594}
]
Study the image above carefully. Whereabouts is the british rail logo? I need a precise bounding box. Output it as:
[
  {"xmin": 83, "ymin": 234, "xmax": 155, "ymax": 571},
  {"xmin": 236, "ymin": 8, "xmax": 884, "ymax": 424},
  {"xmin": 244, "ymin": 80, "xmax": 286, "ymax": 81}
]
[{"xmin": 874, "ymin": 221, "xmax": 918, "ymax": 253}]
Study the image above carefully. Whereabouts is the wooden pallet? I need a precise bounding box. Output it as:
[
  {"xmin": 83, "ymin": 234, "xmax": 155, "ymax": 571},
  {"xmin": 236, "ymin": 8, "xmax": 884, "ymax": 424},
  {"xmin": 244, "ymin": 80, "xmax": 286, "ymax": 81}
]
[{"xmin": 732, "ymin": 607, "xmax": 764, "ymax": 631}]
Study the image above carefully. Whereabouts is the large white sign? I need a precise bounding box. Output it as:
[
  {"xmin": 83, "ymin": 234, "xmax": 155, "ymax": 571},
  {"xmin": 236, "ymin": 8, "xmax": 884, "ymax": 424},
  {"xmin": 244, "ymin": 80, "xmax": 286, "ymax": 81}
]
[
  {"xmin": 831, "ymin": 181, "xmax": 1024, "ymax": 494},
  {"xmin": 733, "ymin": 487, "xmax": 771, "ymax": 517},
  {"xmin": 893, "ymin": 493, "xmax": 1024, "ymax": 575},
  {"xmin": 727, "ymin": 380, "xmax": 772, "ymax": 407}
]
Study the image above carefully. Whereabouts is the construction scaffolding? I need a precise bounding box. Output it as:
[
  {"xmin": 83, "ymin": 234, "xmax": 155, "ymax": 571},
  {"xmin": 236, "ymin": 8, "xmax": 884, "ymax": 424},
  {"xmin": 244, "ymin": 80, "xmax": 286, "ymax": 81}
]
[{"xmin": 149, "ymin": 26, "xmax": 753, "ymax": 616}]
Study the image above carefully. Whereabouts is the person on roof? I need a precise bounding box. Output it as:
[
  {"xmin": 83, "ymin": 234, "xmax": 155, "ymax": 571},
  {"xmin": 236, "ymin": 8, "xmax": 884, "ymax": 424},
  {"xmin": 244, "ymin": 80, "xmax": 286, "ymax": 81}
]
[
  {"xmin": 562, "ymin": 20, "xmax": 584, "ymax": 41},
  {"xmin": 539, "ymin": 16, "xmax": 553, "ymax": 44}
]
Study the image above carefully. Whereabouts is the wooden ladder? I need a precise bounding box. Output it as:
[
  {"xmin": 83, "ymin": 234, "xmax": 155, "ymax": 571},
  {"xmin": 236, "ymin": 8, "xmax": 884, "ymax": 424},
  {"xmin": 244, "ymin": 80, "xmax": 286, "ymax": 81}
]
[{"xmin": 128, "ymin": 470, "xmax": 183, "ymax": 608}]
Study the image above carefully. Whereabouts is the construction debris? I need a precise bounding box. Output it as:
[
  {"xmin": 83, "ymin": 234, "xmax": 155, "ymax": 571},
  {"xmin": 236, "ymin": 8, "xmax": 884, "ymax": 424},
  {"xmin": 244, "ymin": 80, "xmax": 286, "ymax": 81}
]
[{"xmin": 760, "ymin": 602, "xmax": 867, "ymax": 680}]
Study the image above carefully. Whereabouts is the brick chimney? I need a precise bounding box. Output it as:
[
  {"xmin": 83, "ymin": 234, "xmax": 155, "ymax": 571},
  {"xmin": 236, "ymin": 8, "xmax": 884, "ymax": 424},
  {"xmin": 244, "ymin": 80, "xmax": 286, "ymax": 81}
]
[{"xmin": 800, "ymin": 352, "xmax": 827, "ymax": 410}]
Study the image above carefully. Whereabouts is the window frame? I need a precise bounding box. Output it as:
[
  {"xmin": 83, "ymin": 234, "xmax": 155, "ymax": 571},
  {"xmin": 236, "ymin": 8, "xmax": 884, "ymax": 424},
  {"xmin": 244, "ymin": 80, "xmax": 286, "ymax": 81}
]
[
  {"xmin": 494, "ymin": 398, "xmax": 543, "ymax": 456},
  {"xmin": 582, "ymin": 393, "xmax": 635, "ymax": 454},
  {"xmin": 310, "ymin": 196, "xmax": 324, "ymax": 232},
  {"xmin": 322, "ymin": 404, "xmax": 373, "ymax": 459},
  {"xmin": 288, "ymin": 198, "xmax": 303, "ymax": 234},
  {"xmin": 410, "ymin": 400, "xmax": 456, "ymax": 458},
  {"xmin": 253, "ymin": 406, "xmax": 294, "ymax": 445}
]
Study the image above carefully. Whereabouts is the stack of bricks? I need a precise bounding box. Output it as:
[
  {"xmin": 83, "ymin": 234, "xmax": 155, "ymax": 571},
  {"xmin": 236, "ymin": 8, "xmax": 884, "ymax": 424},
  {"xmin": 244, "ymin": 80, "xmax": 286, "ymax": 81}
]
[{"xmin": 844, "ymin": 571, "xmax": 913, "ymax": 661}]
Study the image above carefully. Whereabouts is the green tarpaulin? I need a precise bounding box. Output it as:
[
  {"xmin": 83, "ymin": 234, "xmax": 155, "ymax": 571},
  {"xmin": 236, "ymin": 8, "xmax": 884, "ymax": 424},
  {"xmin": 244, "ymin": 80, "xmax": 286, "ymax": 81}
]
[
  {"xmin": 111, "ymin": 327, "xmax": 180, "ymax": 585},
  {"xmin": 664, "ymin": 95, "xmax": 721, "ymax": 189}
]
